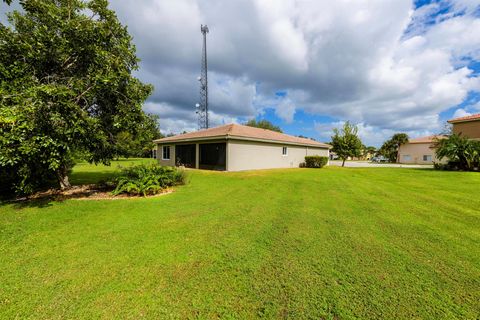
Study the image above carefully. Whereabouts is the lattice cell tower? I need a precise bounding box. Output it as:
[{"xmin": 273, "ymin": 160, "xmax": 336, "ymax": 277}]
[{"xmin": 196, "ymin": 24, "xmax": 209, "ymax": 130}]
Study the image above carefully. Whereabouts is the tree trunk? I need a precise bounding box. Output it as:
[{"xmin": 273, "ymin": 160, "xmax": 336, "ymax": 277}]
[
  {"xmin": 56, "ymin": 165, "xmax": 71, "ymax": 190},
  {"xmin": 342, "ymin": 158, "xmax": 346, "ymax": 167}
]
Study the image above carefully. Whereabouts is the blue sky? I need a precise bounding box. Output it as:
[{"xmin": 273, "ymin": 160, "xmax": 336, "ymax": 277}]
[
  {"xmin": 249, "ymin": 0, "xmax": 480, "ymax": 146},
  {"xmin": 122, "ymin": 0, "xmax": 480, "ymax": 146},
  {"xmin": 3, "ymin": 0, "xmax": 480, "ymax": 147}
]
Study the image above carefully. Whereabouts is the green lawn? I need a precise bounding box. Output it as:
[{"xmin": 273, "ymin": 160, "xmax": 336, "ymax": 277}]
[
  {"xmin": 70, "ymin": 158, "xmax": 156, "ymax": 185},
  {"xmin": 1, "ymin": 163, "xmax": 479, "ymax": 319}
]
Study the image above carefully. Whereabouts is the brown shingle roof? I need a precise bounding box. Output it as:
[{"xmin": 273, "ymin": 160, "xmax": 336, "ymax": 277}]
[
  {"xmin": 447, "ymin": 113, "xmax": 480, "ymax": 123},
  {"xmin": 407, "ymin": 135, "xmax": 446, "ymax": 144},
  {"xmin": 154, "ymin": 123, "xmax": 331, "ymax": 148}
]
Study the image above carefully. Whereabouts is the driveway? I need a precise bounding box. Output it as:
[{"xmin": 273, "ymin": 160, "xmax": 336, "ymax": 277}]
[{"xmin": 329, "ymin": 160, "xmax": 433, "ymax": 168}]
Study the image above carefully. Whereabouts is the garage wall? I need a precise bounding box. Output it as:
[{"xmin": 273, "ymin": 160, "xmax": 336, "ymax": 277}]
[
  {"xmin": 306, "ymin": 147, "xmax": 329, "ymax": 157},
  {"xmin": 452, "ymin": 120, "xmax": 480, "ymax": 139},
  {"xmin": 227, "ymin": 140, "xmax": 329, "ymax": 171},
  {"xmin": 156, "ymin": 144, "xmax": 176, "ymax": 166},
  {"xmin": 397, "ymin": 143, "xmax": 440, "ymax": 164}
]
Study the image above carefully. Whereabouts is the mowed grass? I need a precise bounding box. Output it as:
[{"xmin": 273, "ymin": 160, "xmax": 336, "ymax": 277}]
[
  {"xmin": 70, "ymin": 158, "xmax": 156, "ymax": 185},
  {"xmin": 0, "ymin": 163, "xmax": 479, "ymax": 319}
]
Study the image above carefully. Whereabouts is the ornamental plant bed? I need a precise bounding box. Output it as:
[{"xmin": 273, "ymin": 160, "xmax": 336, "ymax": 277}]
[
  {"xmin": 13, "ymin": 184, "xmax": 175, "ymax": 202},
  {"xmin": 111, "ymin": 164, "xmax": 186, "ymax": 196}
]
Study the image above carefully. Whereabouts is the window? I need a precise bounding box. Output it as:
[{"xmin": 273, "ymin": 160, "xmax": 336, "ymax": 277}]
[
  {"xmin": 162, "ymin": 146, "xmax": 171, "ymax": 160},
  {"xmin": 423, "ymin": 155, "xmax": 432, "ymax": 162},
  {"xmin": 403, "ymin": 155, "xmax": 411, "ymax": 161},
  {"xmin": 152, "ymin": 149, "xmax": 157, "ymax": 159},
  {"xmin": 282, "ymin": 146, "xmax": 288, "ymax": 156}
]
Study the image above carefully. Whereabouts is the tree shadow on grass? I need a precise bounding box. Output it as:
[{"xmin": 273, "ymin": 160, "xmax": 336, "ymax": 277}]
[
  {"xmin": 69, "ymin": 170, "xmax": 119, "ymax": 185},
  {"xmin": 3, "ymin": 184, "xmax": 116, "ymax": 209},
  {"xmin": 3, "ymin": 196, "xmax": 55, "ymax": 209}
]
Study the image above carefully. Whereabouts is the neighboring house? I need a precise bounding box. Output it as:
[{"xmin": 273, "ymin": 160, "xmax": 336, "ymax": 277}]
[
  {"xmin": 397, "ymin": 135, "xmax": 445, "ymax": 164},
  {"xmin": 447, "ymin": 113, "xmax": 480, "ymax": 140},
  {"xmin": 153, "ymin": 123, "xmax": 331, "ymax": 171}
]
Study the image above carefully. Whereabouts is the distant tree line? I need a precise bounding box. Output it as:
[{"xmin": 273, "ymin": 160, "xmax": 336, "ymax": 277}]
[
  {"xmin": 379, "ymin": 133, "xmax": 409, "ymax": 162},
  {"xmin": 115, "ymin": 114, "xmax": 163, "ymax": 159},
  {"xmin": 245, "ymin": 119, "xmax": 283, "ymax": 133}
]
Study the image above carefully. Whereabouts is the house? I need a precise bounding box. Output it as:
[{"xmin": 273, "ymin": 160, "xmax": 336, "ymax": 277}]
[
  {"xmin": 397, "ymin": 135, "xmax": 445, "ymax": 164},
  {"xmin": 153, "ymin": 123, "xmax": 331, "ymax": 171},
  {"xmin": 447, "ymin": 113, "xmax": 480, "ymax": 140}
]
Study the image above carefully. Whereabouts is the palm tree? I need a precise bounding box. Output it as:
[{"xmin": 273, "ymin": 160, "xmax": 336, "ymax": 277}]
[
  {"xmin": 379, "ymin": 133, "xmax": 408, "ymax": 162},
  {"xmin": 435, "ymin": 134, "xmax": 480, "ymax": 170}
]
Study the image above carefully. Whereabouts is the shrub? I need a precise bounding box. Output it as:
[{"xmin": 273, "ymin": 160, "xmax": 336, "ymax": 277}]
[
  {"xmin": 111, "ymin": 164, "xmax": 186, "ymax": 196},
  {"xmin": 435, "ymin": 135, "xmax": 480, "ymax": 171},
  {"xmin": 304, "ymin": 156, "xmax": 329, "ymax": 168}
]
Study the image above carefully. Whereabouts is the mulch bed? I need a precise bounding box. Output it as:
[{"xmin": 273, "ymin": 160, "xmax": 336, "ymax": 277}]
[{"xmin": 13, "ymin": 184, "xmax": 174, "ymax": 202}]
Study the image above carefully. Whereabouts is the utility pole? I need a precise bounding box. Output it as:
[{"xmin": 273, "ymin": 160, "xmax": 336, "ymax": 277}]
[{"xmin": 196, "ymin": 24, "xmax": 209, "ymax": 130}]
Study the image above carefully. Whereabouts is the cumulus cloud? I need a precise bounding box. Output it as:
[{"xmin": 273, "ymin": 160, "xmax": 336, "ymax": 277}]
[
  {"xmin": 6, "ymin": 0, "xmax": 478, "ymax": 143},
  {"xmin": 452, "ymin": 108, "xmax": 472, "ymax": 119},
  {"xmin": 472, "ymin": 102, "xmax": 480, "ymax": 111},
  {"xmin": 314, "ymin": 121, "xmax": 437, "ymax": 147},
  {"xmin": 275, "ymin": 98, "xmax": 296, "ymax": 123},
  {"xmin": 116, "ymin": 0, "xmax": 480, "ymax": 142}
]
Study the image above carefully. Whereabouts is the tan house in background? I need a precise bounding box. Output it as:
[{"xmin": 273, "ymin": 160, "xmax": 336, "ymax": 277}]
[
  {"xmin": 447, "ymin": 113, "xmax": 480, "ymax": 140},
  {"xmin": 397, "ymin": 135, "xmax": 445, "ymax": 164},
  {"xmin": 397, "ymin": 113, "xmax": 480, "ymax": 165},
  {"xmin": 153, "ymin": 124, "xmax": 331, "ymax": 171}
]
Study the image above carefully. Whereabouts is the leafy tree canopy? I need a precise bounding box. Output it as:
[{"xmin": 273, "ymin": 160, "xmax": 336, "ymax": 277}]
[
  {"xmin": 330, "ymin": 121, "xmax": 363, "ymax": 166},
  {"xmin": 0, "ymin": 0, "xmax": 153, "ymax": 194},
  {"xmin": 364, "ymin": 146, "xmax": 377, "ymax": 154},
  {"xmin": 379, "ymin": 133, "xmax": 409, "ymax": 162},
  {"xmin": 116, "ymin": 114, "xmax": 162, "ymax": 158},
  {"xmin": 245, "ymin": 119, "xmax": 283, "ymax": 133}
]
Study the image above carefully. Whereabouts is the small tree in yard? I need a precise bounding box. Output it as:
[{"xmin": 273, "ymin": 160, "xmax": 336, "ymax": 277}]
[
  {"xmin": 0, "ymin": 0, "xmax": 152, "ymax": 194},
  {"xmin": 379, "ymin": 133, "xmax": 409, "ymax": 162},
  {"xmin": 331, "ymin": 121, "xmax": 363, "ymax": 167}
]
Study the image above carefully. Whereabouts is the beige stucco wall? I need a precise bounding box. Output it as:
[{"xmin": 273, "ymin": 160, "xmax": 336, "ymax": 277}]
[
  {"xmin": 156, "ymin": 144, "xmax": 176, "ymax": 166},
  {"xmin": 227, "ymin": 139, "xmax": 329, "ymax": 171},
  {"xmin": 398, "ymin": 142, "xmax": 440, "ymax": 164},
  {"xmin": 452, "ymin": 120, "xmax": 480, "ymax": 139}
]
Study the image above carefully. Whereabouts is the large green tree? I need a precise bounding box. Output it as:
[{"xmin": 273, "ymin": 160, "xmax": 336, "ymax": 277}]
[
  {"xmin": 0, "ymin": 0, "xmax": 152, "ymax": 194},
  {"xmin": 331, "ymin": 121, "xmax": 363, "ymax": 167},
  {"xmin": 245, "ymin": 119, "xmax": 283, "ymax": 133},
  {"xmin": 379, "ymin": 133, "xmax": 409, "ymax": 162},
  {"xmin": 115, "ymin": 113, "xmax": 163, "ymax": 158}
]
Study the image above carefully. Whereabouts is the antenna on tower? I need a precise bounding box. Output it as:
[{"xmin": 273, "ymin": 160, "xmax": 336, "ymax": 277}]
[{"xmin": 196, "ymin": 24, "xmax": 209, "ymax": 130}]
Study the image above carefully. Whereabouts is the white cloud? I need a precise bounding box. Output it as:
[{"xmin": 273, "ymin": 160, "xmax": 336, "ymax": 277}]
[
  {"xmin": 275, "ymin": 98, "xmax": 296, "ymax": 123},
  {"xmin": 472, "ymin": 102, "xmax": 480, "ymax": 111},
  {"xmin": 452, "ymin": 108, "xmax": 471, "ymax": 119},
  {"xmin": 106, "ymin": 1, "xmax": 480, "ymax": 142},
  {"xmin": 314, "ymin": 121, "xmax": 439, "ymax": 147},
  {"xmin": 3, "ymin": 0, "xmax": 479, "ymax": 141}
]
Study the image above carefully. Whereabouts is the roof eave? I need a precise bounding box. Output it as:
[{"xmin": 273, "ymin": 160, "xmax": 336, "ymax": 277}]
[
  {"xmin": 154, "ymin": 134, "xmax": 330, "ymax": 148},
  {"xmin": 153, "ymin": 135, "xmax": 228, "ymax": 144},
  {"xmin": 448, "ymin": 118, "xmax": 480, "ymax": 124},
  {"xmin": 227, "ymin": 135, "xmax": 330, "ymax": 148}
]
